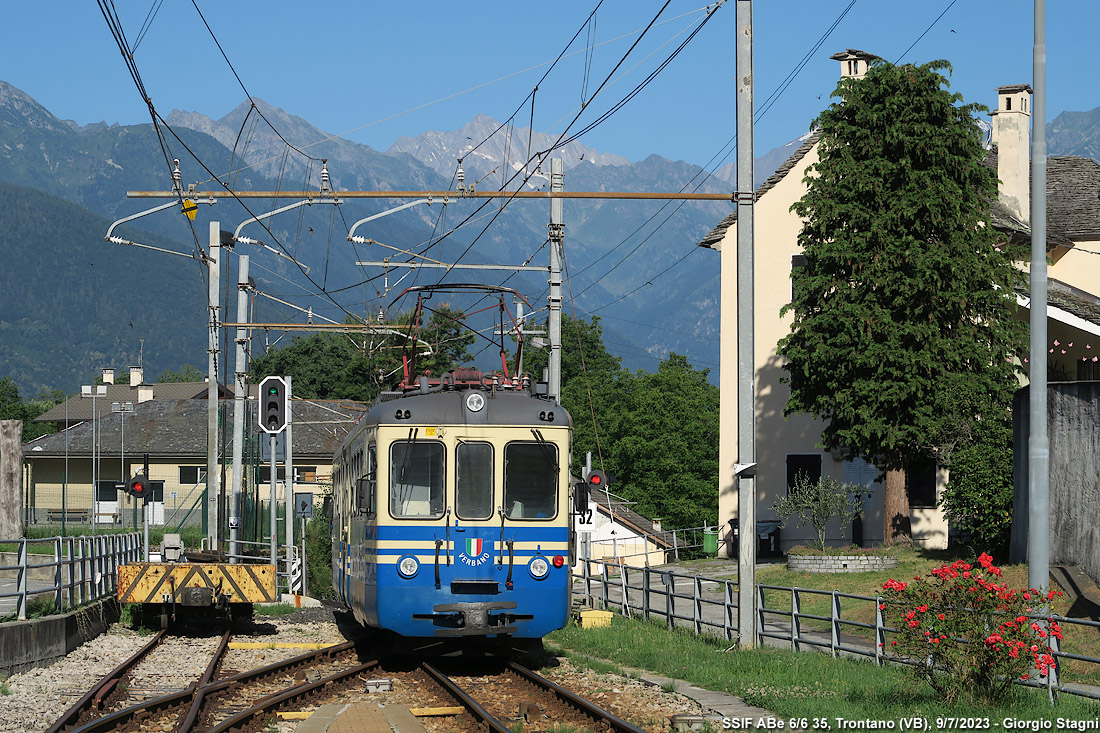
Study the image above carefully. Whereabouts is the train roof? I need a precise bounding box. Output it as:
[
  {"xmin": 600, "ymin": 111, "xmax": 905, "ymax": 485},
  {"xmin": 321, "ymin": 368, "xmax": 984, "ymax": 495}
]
[{"xmin": 361, "ymin": 387, "xmax": 573, "ymax": 431}]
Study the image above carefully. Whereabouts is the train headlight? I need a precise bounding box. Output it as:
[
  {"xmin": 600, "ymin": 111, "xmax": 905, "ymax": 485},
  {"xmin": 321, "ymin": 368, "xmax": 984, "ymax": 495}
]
[
  {"xmin": 397, "ymin": 555, "xmax": 419, "ymax": 578},
  {"xmin": 529, "ymin": 556, "xmax": 550, "ymax": 579}
]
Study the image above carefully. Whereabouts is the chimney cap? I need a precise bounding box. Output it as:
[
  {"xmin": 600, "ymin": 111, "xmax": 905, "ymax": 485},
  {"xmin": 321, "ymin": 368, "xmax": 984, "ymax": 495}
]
[{"xmin": 829, "ymin": 49, "xmax": 880, "ymax": 62}]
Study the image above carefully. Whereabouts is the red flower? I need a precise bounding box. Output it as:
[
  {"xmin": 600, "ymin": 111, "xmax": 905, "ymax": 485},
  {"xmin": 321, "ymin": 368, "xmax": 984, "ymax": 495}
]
[{"xmin": 938, "ymin": 613, "xmax": 945, "ymax": 621}]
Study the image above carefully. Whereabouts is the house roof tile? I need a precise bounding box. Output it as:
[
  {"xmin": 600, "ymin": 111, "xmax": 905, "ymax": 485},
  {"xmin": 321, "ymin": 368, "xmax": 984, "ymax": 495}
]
[{"xmin": 24, "ymin": 398, "xmax": 367, "ymax": 459}]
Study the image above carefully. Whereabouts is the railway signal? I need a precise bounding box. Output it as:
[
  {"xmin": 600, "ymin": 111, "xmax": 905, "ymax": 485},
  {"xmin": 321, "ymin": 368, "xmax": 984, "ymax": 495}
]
[
  {"xmin": 585, "ymin": 469, "xmax": 608, "ymax": 492},
  {"xmin": 259, "ymin": 376, "xmax": 288, "ymax": 434},
  {"xmin": 126, "ymin": 475, "xmax": 151, "ymax": 501}
]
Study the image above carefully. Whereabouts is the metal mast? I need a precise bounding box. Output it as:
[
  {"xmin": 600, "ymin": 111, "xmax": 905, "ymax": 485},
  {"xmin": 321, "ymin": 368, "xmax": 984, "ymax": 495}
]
[
  {"xmin": 549, "ymin": 158, "xmax": 565, "ymax": 403},
  {"xmin": 230, "ymin": 254, "xmax": 250, "ymax": 560},
  {"xmin": 1028, "ymin": 0, "xmax": 1050, "ymax": 598},
  {"xmin": 206, "ymin": 222, "xmax": 221, "ymax": 547}
]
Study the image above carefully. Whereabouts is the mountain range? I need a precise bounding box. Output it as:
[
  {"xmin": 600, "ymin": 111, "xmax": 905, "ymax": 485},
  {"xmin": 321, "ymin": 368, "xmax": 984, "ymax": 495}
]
[{"xmin": 3, "ymin": 79, "xmax": 1100, "ymax": 397}]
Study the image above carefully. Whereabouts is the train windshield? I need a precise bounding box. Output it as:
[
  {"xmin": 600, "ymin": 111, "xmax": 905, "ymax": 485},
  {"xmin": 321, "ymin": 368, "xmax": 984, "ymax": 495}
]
[
  {"xmin": 456, "ymin": 441, "xmax": 493, "ymax": 520},
  {"xmin": 390, "ymin": 441, "xmax": 445, "ymax": 518},
  {"xmin": 504, "ymin": 442, "xmax": 558, "ymax": 520}
]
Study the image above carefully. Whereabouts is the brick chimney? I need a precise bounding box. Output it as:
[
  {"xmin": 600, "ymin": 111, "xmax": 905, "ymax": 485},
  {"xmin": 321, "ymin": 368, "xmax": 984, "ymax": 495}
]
[
  {"xmin": 102, "ymin": 368, "xmax": 115, "ymax": 385},
  {"xmin": 829, "ymin": 49, "xmax": 879, "ymax": 81},
  {"xmin": 991, "ymin": 84, "xmax": 1033, "ymax": 222},
  {"xmin": 129, "ymin": 367, "xmax": 144, "ymax": 387}
]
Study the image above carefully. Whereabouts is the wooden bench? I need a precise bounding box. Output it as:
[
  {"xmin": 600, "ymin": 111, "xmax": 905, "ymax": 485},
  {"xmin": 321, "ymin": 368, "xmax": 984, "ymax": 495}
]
[{"xmin": 45, "ymin": 509, "xmax": 90, "ymax": 524}]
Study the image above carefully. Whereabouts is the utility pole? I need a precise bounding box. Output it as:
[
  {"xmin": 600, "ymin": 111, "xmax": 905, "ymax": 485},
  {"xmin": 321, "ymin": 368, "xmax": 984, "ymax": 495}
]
[
  {"xmin": 285, "ymin": 376, "xmax": 294, "ymax": 557},
  {"xmin": 207, "ymin": 222, "xmax": 221, "ymax": 548},
  {"xmin": 735, "ymin": 0, "xmax": 757, "ymax": 650},
  {"xmin": 1028, "ymin": 0, "xmax": 1051, "ymax": 629},
  {"xmin": 548, "ymin": 158, "xmax": 564, "ymax": 404},
  {"xmin": 230, "ymin": 254, "xmax": 250, "ymax": 561}
]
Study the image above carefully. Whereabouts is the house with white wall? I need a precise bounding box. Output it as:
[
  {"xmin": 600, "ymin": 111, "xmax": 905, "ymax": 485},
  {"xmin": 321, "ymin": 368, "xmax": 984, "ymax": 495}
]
[{"xmin": 702, "ymin": 50, "xmax": 1100, "ymax": 552}]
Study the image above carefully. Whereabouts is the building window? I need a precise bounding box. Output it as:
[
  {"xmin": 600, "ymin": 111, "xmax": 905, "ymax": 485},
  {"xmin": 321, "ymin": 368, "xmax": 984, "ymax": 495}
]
[
  {"xmin": 786, "ymin": 454, "xmax": 822, "ymax": 493},
  {"xmin": 1078, "ymin": 360, "xmax": 1100, "ymax": 381},
  {"xmin": 908, "ymin": 457, "xmax": 938, "ymax": 508},
  {"xmin": 1005, "ymin": 96, "xmax": 1012, "ymax": 111},
  {"xmin": 96, "ymin": 480, "xmax": 119, "ymax": 502},
  {"xmin": 791, "ymin": 253, "xmax": 807, "ymax": 301},
  {"xmin": 256, "ymin": 466, "xmax": 287, "ymax": 483},
  {"xmin": 179, "ymin": 466, "xmax": 206, "ymax": 485}
]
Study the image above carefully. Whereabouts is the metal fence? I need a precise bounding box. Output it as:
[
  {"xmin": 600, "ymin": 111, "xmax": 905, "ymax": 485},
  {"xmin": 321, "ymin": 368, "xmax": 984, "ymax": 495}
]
[
  {"xmin": 0, "ymin": 533, "xmax": 142, "ymax": 620},
  {"xmin": 574, "ymin": 558, "xmax": 1100, "ymax": 703}
]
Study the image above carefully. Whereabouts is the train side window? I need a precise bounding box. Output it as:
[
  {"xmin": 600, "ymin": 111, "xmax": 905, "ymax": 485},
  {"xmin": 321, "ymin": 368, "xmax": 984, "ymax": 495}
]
[
  {"xmin": 356, "ymin": 445, "xmax": 377, "ymax": 516},
  {"xmin": 504, "ymin": 442, "xmax": 558, "ymax": 520},
  {"xmin": 456, "ymin": 441, "xmax": 493, "ymax": 520},
  {"xmin": 390, "ymin": 441, "xmax": 445, "ymax": 519}
]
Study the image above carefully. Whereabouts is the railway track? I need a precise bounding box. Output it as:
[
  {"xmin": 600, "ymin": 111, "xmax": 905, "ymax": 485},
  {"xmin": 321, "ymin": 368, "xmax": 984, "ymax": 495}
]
[{"xmin": 50, "ymin": 634, "xmax": 648, "ymax": 733}]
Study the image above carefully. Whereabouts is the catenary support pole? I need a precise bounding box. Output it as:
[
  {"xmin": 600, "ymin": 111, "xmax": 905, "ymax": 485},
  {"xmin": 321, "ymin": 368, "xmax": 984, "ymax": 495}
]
[
  {"xmin": 207, "ymin": 222, "xmax": 221, "ymax": 547},
  {"xmin": 735, "ymin": 0, "xmax": 757, "ymax": 649},
  {"xmin": 548, "ymin": 158, "xmax": 564, "ymax": 404},
  {"xmin": 1028, "ymin": 0, "xmax": 1050, "ymax": 611},
  {"xmin": 230, "ymin": 255, "xmax": 249, "ymax": 561}
]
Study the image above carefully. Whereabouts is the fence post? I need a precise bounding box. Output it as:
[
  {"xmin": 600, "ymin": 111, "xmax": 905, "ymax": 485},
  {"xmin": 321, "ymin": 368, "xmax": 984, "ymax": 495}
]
[
  {"xmin": 725, "ymin": 580, "xmax": 735, "ymax": 641},
  {"xmin": 694, "ymin": 576, "xmax": 702, "ymax": 635},
  {"xmin": 621, "ymin": 566, "xmax": 630, "ymax": 616},
  {"xmin": 875, "ymin": 596, "xmax": 885, "ymax": 666},
  {"xmin": 666, "ymin": 572, "xmax": 674, "ymax": 630},
  {"xmin": 66, "ymin": 536, "xmax": 76, "ymax": 608},
  {"xmin": 756, "ymin": 583, "xmax": 766, "ymax": 648},
  {"xmin": 643, "ymin": 567, "xmax": 651, "ymax": 622},
  {"xmin": 54, "ymin": 536, "xmax": 63, "ymax": 611},
  {"xmin": 672, "ymin": 531, "xmax": 679, "ymax": 562},
  {"xmin": 791, "ymin": 587, "xmax": 800, "ymax": 651},
  {"xmin": 16, "ymin": 537, "xmax": 27, "ymax": 620},
  {"xmin": 601, "ymin": 561, "xmax": 609, "ymax": 610},
  {"xmin": 583, "ymin": 557, "xmax": 592, "ymax": 602},
  {"xmin": 831, "ymin": 591, "xmax": 840, "ymax": 658}
]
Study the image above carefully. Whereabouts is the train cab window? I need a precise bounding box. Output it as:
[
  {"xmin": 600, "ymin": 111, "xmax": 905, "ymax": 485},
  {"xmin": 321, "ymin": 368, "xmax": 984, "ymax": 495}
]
[
  {"xmin": 456, "ymin": 441, "xmax": 493, "ymax": 520},
  {"xmin": 356, "ymin": 445, "xmax": 377, "ymax": 516},
  {"xmin": 504, "ymin": 442, "xmax": 558, "ymax": 520},
  {"xmin": 390, "ymin": 441, "xmax": 445, "ymax": 518}
]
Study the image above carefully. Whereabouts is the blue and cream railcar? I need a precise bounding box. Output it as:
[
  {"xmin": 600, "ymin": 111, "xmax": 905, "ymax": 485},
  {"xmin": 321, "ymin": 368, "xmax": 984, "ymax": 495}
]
[{"xmin": 332, "ymin": 378, "xmax": 574, "ymax": 639}]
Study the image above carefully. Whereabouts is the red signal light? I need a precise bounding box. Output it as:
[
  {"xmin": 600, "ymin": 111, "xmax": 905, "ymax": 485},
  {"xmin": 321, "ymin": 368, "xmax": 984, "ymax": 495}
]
[
  {"xmin": 590, "ymin": 474, "xmax": 601, "ymax": 485},
  {"xmin": 552, "ymin": 555, "xmax": 565, "ymax": 568}
]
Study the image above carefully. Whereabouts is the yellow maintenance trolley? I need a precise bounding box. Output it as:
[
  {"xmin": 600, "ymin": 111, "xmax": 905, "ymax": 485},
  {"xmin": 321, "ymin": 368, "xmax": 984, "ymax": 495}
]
[{"xmin": 118, "ymin": 556, "xmax": 277, "ymax": 627}]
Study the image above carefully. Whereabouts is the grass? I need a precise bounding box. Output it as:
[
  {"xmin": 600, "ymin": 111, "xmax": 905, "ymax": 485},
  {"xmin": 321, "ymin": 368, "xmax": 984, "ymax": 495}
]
[
  {"xmin": 548, "ymin": 615, "xmax": 1100, "ymax": 718},
  {"xmin": 0, "ymin": 680, "xmax": 10, "ymax": 696},
  {"xmin": 254, "ymin": 603, "xmax": 299, "ymax": 617}
]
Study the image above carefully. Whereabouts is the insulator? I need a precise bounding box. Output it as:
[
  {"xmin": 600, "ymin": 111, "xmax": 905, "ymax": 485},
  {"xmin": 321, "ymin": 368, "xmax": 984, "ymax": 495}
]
[
  {"xmin": 320, "ymin": 160, "xmax": 331, "ymax": 192},
  {"xmin": 456, "ymin": 162, "xmax": 465, "ymax": 192}
]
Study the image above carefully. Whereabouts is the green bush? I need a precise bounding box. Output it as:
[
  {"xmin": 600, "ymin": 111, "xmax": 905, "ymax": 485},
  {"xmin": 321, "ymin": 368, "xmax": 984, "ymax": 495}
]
[{"xmin": 940, "ymin": 410, "xmax": 1014, "ymax": 555}]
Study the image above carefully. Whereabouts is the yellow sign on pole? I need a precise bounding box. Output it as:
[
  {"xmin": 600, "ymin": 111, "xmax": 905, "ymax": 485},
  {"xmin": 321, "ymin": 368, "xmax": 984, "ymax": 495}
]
[{"xmin": 181, "ymin": 199, "xmax": 198, "ymax": 220}]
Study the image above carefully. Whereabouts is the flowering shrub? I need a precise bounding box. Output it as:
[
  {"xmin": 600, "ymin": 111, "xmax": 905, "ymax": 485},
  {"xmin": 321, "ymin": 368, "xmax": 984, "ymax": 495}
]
[{"xmin": 880, "ymin": 553, "xmax": 1063, "ymax": 703}]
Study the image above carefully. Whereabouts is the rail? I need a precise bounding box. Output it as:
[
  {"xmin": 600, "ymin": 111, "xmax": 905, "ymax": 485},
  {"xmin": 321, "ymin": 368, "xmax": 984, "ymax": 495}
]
[
  {"xmin": 573, "ymin": 559, "xmax": 1100, "ymax": 703},
  {"xmin": 0, "ymin": 533, "xmax": 142, "ymax": 620}
]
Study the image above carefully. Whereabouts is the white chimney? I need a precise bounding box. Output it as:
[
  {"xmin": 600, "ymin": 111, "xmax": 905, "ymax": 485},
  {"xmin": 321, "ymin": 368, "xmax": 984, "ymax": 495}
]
[
  {"xmin": 829, "ymin": 49, "xmax": 879, "ymax": 81},
  {"xmin": 652, "ymin": 519, "xmax": 662, "ymax": 532},
  {"xmin": 991, "ymin": 84, "xmax": 1033, "ymax": 223},
  {"xmin": 138, "ymin": 385, "xmax": 154, "ymax": 403},
  {"xmin": 130, "ymin": 367, "xmax": 144, "ymax": 387},
  {"xmin": 102, "ymin": 368, "xmax": 115, "ymax": 385}
]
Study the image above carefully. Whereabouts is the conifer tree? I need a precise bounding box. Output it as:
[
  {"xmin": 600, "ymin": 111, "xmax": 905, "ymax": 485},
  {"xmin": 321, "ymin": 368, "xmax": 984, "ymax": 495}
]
[{"xmin": 778, "ymin": 60, "xmax": 1026, "ymax": 545}]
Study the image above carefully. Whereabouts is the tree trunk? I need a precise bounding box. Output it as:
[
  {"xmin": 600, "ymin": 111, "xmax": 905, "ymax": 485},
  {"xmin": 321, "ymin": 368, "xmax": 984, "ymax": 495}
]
[
  {"xmin": 0, "ymin": 420, "xmax": 23, "ymax": 538},
  {"xmin": 883, "ymin": 467, "xmax": 912, "ymax": 546}
]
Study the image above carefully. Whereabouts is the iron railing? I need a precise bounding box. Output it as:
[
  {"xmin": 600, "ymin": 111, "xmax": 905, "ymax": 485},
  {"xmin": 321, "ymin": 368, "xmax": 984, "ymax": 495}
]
[
  {"xmin": 0, "ymin": 533, "xmax": 141, "ymax": 620},
  {"xmin": 574, "ymin": 558, "xmax": 1100, "ymax": 702}
]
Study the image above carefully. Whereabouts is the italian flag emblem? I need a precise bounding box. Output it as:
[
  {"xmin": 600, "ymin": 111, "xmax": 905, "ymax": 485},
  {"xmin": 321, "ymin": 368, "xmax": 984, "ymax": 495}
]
[{"xmin": 465, "ymin": 538, "xmax": 484, "ymax": 556}]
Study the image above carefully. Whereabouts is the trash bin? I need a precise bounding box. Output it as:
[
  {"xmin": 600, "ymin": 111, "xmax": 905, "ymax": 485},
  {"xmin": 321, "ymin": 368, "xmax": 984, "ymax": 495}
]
[{"xmin": 702, "ymin": 526, "xmax": 719, "ymax": 556}]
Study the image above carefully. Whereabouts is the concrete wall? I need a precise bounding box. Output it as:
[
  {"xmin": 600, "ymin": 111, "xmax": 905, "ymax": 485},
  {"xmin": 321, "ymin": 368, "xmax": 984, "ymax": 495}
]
[
  {"xmin": 0, "ymin": 598, "xmax": 119, "ymax": 676},
  {"xmin": 1012, "ymin": 383, "xmax": 1100, "ymax": 585}
]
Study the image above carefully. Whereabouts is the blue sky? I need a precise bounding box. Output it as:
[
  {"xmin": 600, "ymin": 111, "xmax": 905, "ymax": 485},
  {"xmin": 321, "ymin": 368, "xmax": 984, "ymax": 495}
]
[{"xmin": 2, "ymin": 2, "xmax": 1095, "ymax": 171}]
